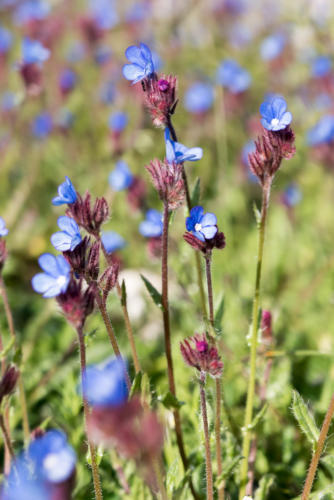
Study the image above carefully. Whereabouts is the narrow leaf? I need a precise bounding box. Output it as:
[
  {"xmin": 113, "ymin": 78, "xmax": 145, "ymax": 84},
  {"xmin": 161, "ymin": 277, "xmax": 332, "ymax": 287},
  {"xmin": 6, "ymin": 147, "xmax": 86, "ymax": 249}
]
[
  {"xmin": 253, "ymin": 201, "xmax": 261, "ymax": 226},
  {"xmin": 191, "ymin": 178, "xmax": 201, "ymax": 207},
  {"xmin": 249, "ymin": 403, "xmax": 268, "ymax": 430},
  {"xmin": 0, "ymin": 337, "xmax": 15, "ymax": 361},
  {"xmin": 159, "ymin": 391, "xmax": 184, "ymax": 410},
  {"xmin": 140, "ymin": 274, "xmax": 164, "ymax": 311},
  {"xmin": 121, "ymin": 279, "xmax": 127, "ymax": 307},
  {"xmin": 254, "ymin": 474, "xmax": 275, "ymax": 500},
  {"xmin": 216, "ymin": 455, "xmax": 243, "ymax": 486},
  {"xmin": 141, "ymin": 372, "xmax": 151, "ymax": 405},
  {"xmin": 214, "ymin": 294, "xmax": 225, "ymax": 335},
  {"xmin": 291, "ymin": 390, "xmax": 320, "ymax": 449},
  {"xmin": 129, "ymin": 371, "xmax": 142, "ymax": 398}
]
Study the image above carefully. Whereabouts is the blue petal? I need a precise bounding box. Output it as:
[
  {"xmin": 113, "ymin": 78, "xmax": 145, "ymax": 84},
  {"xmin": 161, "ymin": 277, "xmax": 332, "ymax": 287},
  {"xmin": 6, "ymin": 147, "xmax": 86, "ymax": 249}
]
[
  {"xmin": 280, "ymin": 111, "xmax": 292, "ymax": 126},
  {"xmin": 271, "ymin": 97, "xmax": 286, "ymax": 117},
  {"xmin": 192, "ymin": 230, "xmax": 205, "ymax": 242},
  {"xmin": 261, "ymin": 117, "xmax": 271, "ymax": 130},
  {"xmin": 200, "ymin": 212, "xmax": 217, "ymax": 226},
  {"xmin": 146, "ymin": 209, "xmax": 162, "ymax": 224},
  {"xmin": 165, "ymin": 138, "xmax": 175, "ymax": 164},
  {"xmin": 51, "ymin": 232, "xmax": 72, "ymax": 251},
  {"xmin": 140, "ymin": 43, "xmax": 153, "ymax": 63},
  {"xmin": 57, "ymin": 216, "xmax": 80, "ymax": 236},
  {"xmin": 139, "ymin": 220, "xmax": 162, "ymax": 238},
  {"xmin": 189, "ymin": 206, "xmax": 204, "ymax": 223},
  {"xmin": 32, "ymin": 273, "xmax": 54, "ymax": 293},
  {"xmin": 38, "ymin": 253, "xmax": 58, "ymax": 277},
  {"xmin": 201, "ymin": 226, "xmax": 217, "ymax": 239},
  {"xmin": 186, "ymin": 216, "xmax": 195, "ymax": 231},
  {"xmin": 182, "ymin": 147, "xmax": 203, "ymax": 162},
  {"xmin": 55, "ymin": 255, "xmax": 71, "ymax": 275},
  {"xmin": 101, "ymin": 231, "xmax": 126, "ymax": 253},
  {"xmin": 122, "ymin": 63, "xmax": 144, "ymax": 82},
  {"xmin": 259, "ymin": 101, "xmax": 272, "ymax": 121},
  {"xmin": 125, "ymin": 45, "xmax": 145, "ymax": 65}
]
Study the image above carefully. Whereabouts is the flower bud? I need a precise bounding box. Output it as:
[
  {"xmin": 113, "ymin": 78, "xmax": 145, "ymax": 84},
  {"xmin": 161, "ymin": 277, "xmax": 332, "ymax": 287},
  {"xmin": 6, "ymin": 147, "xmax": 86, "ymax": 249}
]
[
  {"xmin": 180, "ymin": 333, "xmax": 223, "ymax": 378},
  {"xmin": 0, "ymin": 365, "xmax": 19, "ymax": 404},
  {"xmin": 57, "ymin": 279, "xmax": 95, "ymax": 329},
  {"xmin": 146, "ymin": 159, "xmax": 185, "ymax": 210}
]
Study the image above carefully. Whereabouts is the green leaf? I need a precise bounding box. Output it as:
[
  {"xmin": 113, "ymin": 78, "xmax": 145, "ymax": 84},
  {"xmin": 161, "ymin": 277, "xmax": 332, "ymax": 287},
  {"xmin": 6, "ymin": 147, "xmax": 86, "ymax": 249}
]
[
  {"xmin": 191, "ymin": 178, "xmax": 201, "ymax": 207},
  {"xmin": 159, "ymin": 391, "xmax": 185, "ymax": 410},
  {"xmin": 140, "ymin": 274, "xmax": 164, "ymax": 311},
  {"xmin": 249, "ymin": 403, "xmax": 269, "ymax": 430},
  {"xmin": 129, "ymin": 371, "xmax": 142, "ymax": 398},
  {"xmin": 253, "ymin": 202, "xmax": 262, "ymax": 226},
  {"xmin": 321, "ymin": 455, "xmax": 334, "ymax": 479},
  {"xmin": 141, "ymin": 372, "xmax": 151, "ymax": 406},
  {"xmin": 291, "ymin": 390, "xmax": 320, "ymax": 449},
  {"xmin": 120, "ymin": 279, "xmax": 127, "ymax": 307},
  {"xmin": 0, "ymin": 337, "xmax": 15, "ymax": 361},
  {"xmin": 216, "ymin": 455, "xmax": 243, "ymax": 487},
  {"xmin": 214, "ymin": 294, "xmax": 225, "ymax": 335},
  {"xmin": 254, "ymin": 474, "xmax": 275, "ymax": 500},
  {"xmin": 13, "ymin": 346, "xmax": 22, "ymax": 365}
]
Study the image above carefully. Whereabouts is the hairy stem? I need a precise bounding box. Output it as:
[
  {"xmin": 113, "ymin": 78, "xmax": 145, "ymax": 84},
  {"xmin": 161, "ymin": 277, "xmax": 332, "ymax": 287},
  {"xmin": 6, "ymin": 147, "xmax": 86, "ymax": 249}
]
[
  {"xmin": 200, "ymin": 371, "xmax": 213, "ymax": 500},
  {"xmin": 0, "ymin": 276, "xmax": 30, "ymax": 443},
  {"xmin": 239, "ymin": 182, "xmax": 271, "ymax": 499},
  {"xmin": 0, "ymin": 413, "xmax": 14, "ymax": 460},
  {"xmin": 76, "ymin": 325, "xmax": 103, "ymax": 500},
  {"xmin": 301, "ymin": 393, "xmax": 334, "ymax": 500}
]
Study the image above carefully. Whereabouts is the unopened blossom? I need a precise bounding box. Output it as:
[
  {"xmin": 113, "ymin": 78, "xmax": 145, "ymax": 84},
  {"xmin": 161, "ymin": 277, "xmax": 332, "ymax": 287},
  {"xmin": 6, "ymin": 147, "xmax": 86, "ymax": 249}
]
[
  {"xmin": 180, "ymin": 333, "xmax": 223, "ymax": 378},
  {"xmin": 57, "ymin": 278, "xmax": 95, "ymax": 330},
  {"xmin": 32, "ymin": 254, "xmax": 71, "ymax": 298},
  {"xmin": 146, "ymin": 158, "xmax": 185, "ymax": 210},
  {"xmin": 66, "ymin": 192, "xmax": 109, "ymax": 235},
  {"xmin": 0, "ymin": 365, "xmax": 19, "ymax": 404},
  {"xmin": 52, "ymin": 176, "xmax": 77, "ymax": 206},
  {"xmin": 143, "ymin": 74, "xmax": 178, "ymax": 128},
  {"xmin": 51, "ymin": 216, "xmax": 82, "ymax": 252}
]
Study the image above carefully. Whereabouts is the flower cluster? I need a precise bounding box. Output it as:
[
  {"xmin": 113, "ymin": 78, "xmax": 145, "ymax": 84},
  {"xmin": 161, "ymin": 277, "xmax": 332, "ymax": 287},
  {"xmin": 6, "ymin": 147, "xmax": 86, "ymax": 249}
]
[
  {"xmin": 145, "ymin": 158, "xmax": 185, "ymax": 210},
  {"xmin": 180, "ymin": 333, "xmax": 223, "ymax": 378}
]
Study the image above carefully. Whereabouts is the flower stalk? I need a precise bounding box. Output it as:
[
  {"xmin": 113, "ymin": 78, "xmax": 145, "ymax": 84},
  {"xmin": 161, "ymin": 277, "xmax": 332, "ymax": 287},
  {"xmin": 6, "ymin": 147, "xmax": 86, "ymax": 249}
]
[{"xmin": 199, "ymin": 371, "xmax": 213, "ymax": 500}]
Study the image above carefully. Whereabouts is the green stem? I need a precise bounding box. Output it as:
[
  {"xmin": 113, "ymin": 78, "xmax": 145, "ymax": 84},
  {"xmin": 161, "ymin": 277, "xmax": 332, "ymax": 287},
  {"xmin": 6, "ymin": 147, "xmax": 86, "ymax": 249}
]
[
  {"xmin": 77, "ymin": 325, "xmax": 103, "ymax": 500},
  {"xmin": 301, "ymin": 392, "xmax": 334, "ymax": 500},
  {"xmin": 239, "ymin": 182, "xmax": 271, "ymax": 499},
  {"xmin": 200, "ymin": 372, "xmax": 213, "ymax": 500}
]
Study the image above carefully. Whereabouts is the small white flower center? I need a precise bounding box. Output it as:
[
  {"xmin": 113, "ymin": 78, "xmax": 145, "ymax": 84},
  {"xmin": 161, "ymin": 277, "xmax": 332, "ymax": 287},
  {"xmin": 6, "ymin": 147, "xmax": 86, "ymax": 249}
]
[
  {"xmin": 43, "ymin": 453, "xmax": 60, "ymax": 472},
  {"xmin": 57, "ymin": 275, "xmax": 67, "ymax": 288},
  {"xmin": 194, "ymin": 223, "xmax": 202, "ymax": 232},
  {"xmin": 270, "ymin": 117, "xmax": 279, "ymax": 127}
]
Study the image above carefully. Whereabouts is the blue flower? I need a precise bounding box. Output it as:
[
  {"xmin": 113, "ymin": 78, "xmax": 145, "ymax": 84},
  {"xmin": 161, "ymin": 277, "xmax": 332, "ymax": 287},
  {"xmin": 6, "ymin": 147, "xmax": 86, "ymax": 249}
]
[
  {"xmin": 52, "ymin": 177, "xmax": 77, "ymax": 206},
  {"xmin": 59, "ymin": 68, "xmax": 77, "ymax": 93},
  {"xmin": 184, "ymin": 82, "xmax": 214, "ymax": 114},
  {"xmin": 22, "ymin": 37, "xmax": 50, "ymax": 65},
  {"xmin": 32, "ymin": 254, "xmax": 71, "ymax": 298},
  {"xmin": 109, "ymin": 111, "xmax": 128, "ymax": 133},
  {"xmin": 241, "ymin": 140, "xmax": 258, "ymax": 183},
  {"xmin": 126, "ymin": 2, "xmax": 151, "ymax": 23},
  {"xmin": 0, "ymin": 216, "xmax": 8, "ymax": 237},
  {"xmin": 89, "ymin": 0, "xmax": 118, "ymax": 30},
  {"xmin": 260, "ymin": 96, "xmax": 292, "ymax": 131},
  {"xmin": 14, "ymin": 0, "xmax": 50, "ymax": 25},
  {"xmin": 1, "ymin": 91, "xmax": 17, "ymax": 112},
  {"xmin": 94, "ymin": 45, "xmax": 112, "ymax": 65},
  {"xmin": 282, "ymin": 183, "xmax": 302, "ymax": 207},
  {"xmin": 31, "ymin": 112, "xmax": 53, "ymax": 139},
  {"xmin": 101, "ymin": 231, "xmax": 126, "ymax": 253},
  {"xmin": 99, "ymin": 80, "xmax": 115, "ymax": 104},
  {"xmin": 260, "ymin": 33, "xmax": 285, "ymax": 61},
  {"xmin": 186, "ymin": 206, "xmax": 217, "ymax": 242},
  {"xmin": 109, "ymin": 161, "xmax": 133, "ymax": 191},
  {"xmin": 55, "ymin": 108, "xmax": 75, "ymax": 129},
  {"xmin": 216, "ymin": 59, "xmax": 251, "ymax": 94},
  {"xmin": 0, "ymin": 26, "xmax": 12, "ymax": 54},
  {"xmin": 165, "ymin": 127, "xmax": 203, "ymax": 164},
  {"xmin": 307, "ymin": 115, "xmax": 334, "ymax": 146},
  {"xmin": 83, "ymin": 357, "xmax": 128, "ymax": 406},
  {"xmin": 51, "ymin": 216, "xmax": 81, "ymax": 252},
  {"xmin": 139, "ymin": 209, "xmax": 163, "ymax": 238},
  {"xmin": 311, "ymin": 55, "xmax": 332, "ymax": 78},
  {"xmin": 122, "ymin": 43, "xmax": 154, "ymax": 84},
  {"xmin": 27, "ymin": 430, "xmax": 76, "ymax": 483}
]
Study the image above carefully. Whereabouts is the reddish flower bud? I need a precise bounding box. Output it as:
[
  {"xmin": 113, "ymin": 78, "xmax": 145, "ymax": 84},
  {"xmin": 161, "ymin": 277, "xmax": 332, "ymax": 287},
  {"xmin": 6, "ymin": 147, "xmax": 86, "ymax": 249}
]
[
  {"xmin": 57, "ymin": 279, "xmax": 95, "ymax": 329},
  {"xmin": 126, "ymin": 176, "xmax": 147, "ymax": 211},
  {"xmin": 63, "ymin": 236, "xmax": 90, "ymax": 275},
  {"xmin": 261, "ymin": 310, "xmax": 273, "ymax": 345},
  {"xmin": 143, "ymin": 74, "xmax": 178, "ymax": 128},
  {"xmin": 0, "ymin": 365, "xmax": 19, "ymax": 404},
  {"xmin": 87, "ymin": 241, "xmax": 100, "ymax": 280},
  {"xmin": 67, "ymin": 192, "xmax": 109, "ymax": 235},
  {"xmin": 146, "ymin": 159, "xmax": 185, "ymax": 210},
  {"xmin": 158, "ymin": 79, "xmax": 169, "ymax": 92},
  {"xmin": 180, "ymin": 333, "xmax": 223, "ymax": 378},
  {"xmin": 20, "ymin": 63, "xmax": 43, "ymax": 96},
  {"xmin": 183, "ymin": 230, "xmax": 226, "ymax": 254},
  {"xmin": 99, "ymin": 261, "xmax": 119, "ymax": 302},
  {"xmin": 79, "ymin": 17, "xmax": 103, "ymax": 45}
]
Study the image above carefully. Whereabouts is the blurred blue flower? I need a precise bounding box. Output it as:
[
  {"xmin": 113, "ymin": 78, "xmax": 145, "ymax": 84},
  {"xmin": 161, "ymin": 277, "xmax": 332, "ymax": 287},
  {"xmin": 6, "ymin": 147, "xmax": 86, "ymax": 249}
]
[
  {"xmin": 109, "ymin": 161, "xmax": 133, "ymax": 191},
  {"xmin": 3, "ymin": 465, "xmax": 48, "ymax": 500},
  {"xmin": 14, "ymin": 0, "xmax": 50, "ymax": 25},
  {"xmin": 241, "ymin": 140, "xmax": 258, "ymax": 183},
  {"xmin": 139, "ymin": 209, "xmax": 163, "ymax": 238},
  {"xmin": 260, "ymin": 33, "xmax": 285, "ymax": 61},
  {"xmin": 22, "ymin": 37, "xmax": 50, "ymax": 65},
  {"xmin": 89, "ymin": 0, "xmax": 118, "ymax": 30},
  {"xmin": 122, "ymin": 43, "xmax": 154, "ymax": 84},
  {"xmin": 216, "ymin": 59, "xmax": 251, "ymax": 94},
  {"xmin": 52, "ymin": 176, "xmax": 77, "ymax": 206},
  {"xmin": 55, "ymin": 108, "xmax": 75, "ymax": 129},
  {"xmin": 1, "ymin": 91, "xmax": 17, "ymax": 112},
  {"xmin": 32, "ymin": 112, "xmax": 53, "ymax": 139},
  {"xmin": 83, "ymin": 357, "xmax": 128, "ymax": 406},
  {"xmin": 0, "ymin": 216, "xmax": 8, "ymax": 236},
  {"xmin": 311, "ymin": 55, "xmax": 332, "ymax": 78},
  {"xmin": 260, "ymin": 96, "xmax": 292, "ymax": 131},
  {"xmin": 307, "ymin": 115, "xmax": 334, "ymax": 145},
  {"xmin": 51, "ymin": 216, "xmax": 81, "ymax": 252},
  {"xmin": 28, "ymin": 430, "xmax": 76, "ymax": 483},
  {"xmin": 282, "ymin": 183, "xmax": 302, "ymax": 207},
  {"xmin": 228, "ymin": 22, "xmax": 253, "ymax": 48},
  {"xmin": 184, "ymin": 82, "xmax": 214, "ymax": 114},
  {"xmin": 126, "ymin": 1, "xmax": 151, "ymax": 23},
  {"xmin": 109, "ymin": 111, "xmax": 128, "ymax": 133},
  {"xmin": 66, "ymin": 41, "xmax": 85, "ymax": 63},
  {"xmin": 165, "ymin": 127, "xmax": 203, "ymax": 164},
  {"xmin": 0, "ymin": 26, "xmax": 12, "ymax": 54},
  {"xmin": 99, "ymin": 80, "xmax": 115, "ymax": 104},
  {"xmin": 151, "ymin": 50, "xmax": 163, "ymax": 71},
  {"xmin": 186, "ymin": 206, "xmax": 217, "ymax": 242},
  {"xmin": 94, "ymin": 45, "xmax": 112, "ymax": 65},
  {"xmin": 59, "ymin": 68, "xmax": 77, "ymax": 93},
  {"xmin": 32, "ymin": 254, "xmax": 71, "ymax": 298},
  {"xmin": 101, "ymin": 231, "xmax": 126, "ymax": 253}
]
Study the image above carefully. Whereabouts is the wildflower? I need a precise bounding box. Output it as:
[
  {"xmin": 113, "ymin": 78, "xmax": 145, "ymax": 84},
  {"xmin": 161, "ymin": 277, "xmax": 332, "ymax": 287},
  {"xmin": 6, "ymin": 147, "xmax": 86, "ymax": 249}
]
[
  {"xmin": 14, "ymin": 0, "xmax": 50, "ymax": 25},
  {"xmin": 67, "ymin": 192, "xmax": 109, "ymax": 235},
  {"xmin": 260, "ymin": 96, "xmax": 292, "ymax": 131},
  {"xmin": 57, "ymin": 278, "xmax": 95, "ymax": 329},
  {"xmin": 31, "ymin": 112, "xmax": 53, "ymax": 139},
  {"xmin": 0, "ymin": 365, "xmax": 19, "ymax": 404},
  {"xmin": 0, "ymin": 216, "xmax": 8, "ymax": 237},
  {"xmin": 59, "ymin": 68, "xmax": 77, "ymax": 95},
  {"xmin": 186, "ymin": 206, "xmax": 217, "ymax": 242},
  {"xmin": 307, "ymin": 115, "xmax": 334, "ymax": 146},
  {"xmin": 51, "ymin": 216, "xmax": 82, "ymax": 252},
  {"xmin": 98, "ymin": 261, "xmax": 119, "ymax": 300},
  {"xmin": 216, "ymin": 59, "xmax": 251, "ymax": 94},
  {"xmin": 146, "ymin": 158, "xmax": 185, "ymax": 210},
  {"xmin": 139, "ymin": 210, "xmax": 163, "ymax": 238},
  {"xmin": 281, "ymin": 183, "xmax": 302, "ymax": 208},
  {"xmin": 101, "ymin": 231, "xmax": 126, "ymax": 254},
  {"xmin": 183, "ymin": 230, "xmax": 226, "ymax": 254},
  {"xmin": 0, "ymin": 26, "xmax": 12, "ymax": 55},
  {"xmin": 109, "ymin": 111, "xmax": 128, "ymax": 133},
  {"xmin": 311, "ymin": 55, "xmax": 332, "ymax": 78},
  {"xmin": 260, "ymin": 33, "xmax": 285, "ymax": 61},
  {"xmin": 63, "ymin": 237, "xmax": 89, "ymax": 276},
  {"xmin": 32, "ymin": 254, "xmax": 71, "ymax": 298},
  {"xmin": 83, "ymin": 357, "xmax": 128, "ymax": 406},
  {"xmin": 122, "ymin": 43, "xmax": 155, "ymax": 84},
  {"xmin": 22, "ymin": 37, "xmax": 50, "ymax": 65},
  {"xmin": 143, "ymin": 74, "xmax": 177, "ymax": 128},
  {"xmin": 89, "ymin": 0, "xmax": 119, "ymax": 30},
  {"xmin": 184, "ymin": 82, "xmax": 214, "ymax": 114},
  {"xmin": 109, "ymin": 161, "xmax": 133, "ymax": 191},
  {"xmin": 52, "ymin": 176, "xmax": 77, "ymax": 206},
  {"xmin": 261, "ymin": 310, "xmax": 272, "ymax": 345},
  {"xmin": 165, "ymin": 127, "xmax": 203, "ymax": 164},
  {"xmin": 180, "ymin": 333, "xmax": 223, "ymax": 378},
  {"xmin": 241, "ymin": 140, "xmax": 258, "ymax": 183}
]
